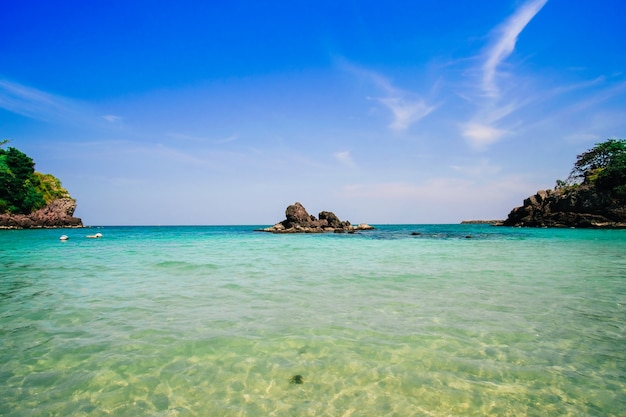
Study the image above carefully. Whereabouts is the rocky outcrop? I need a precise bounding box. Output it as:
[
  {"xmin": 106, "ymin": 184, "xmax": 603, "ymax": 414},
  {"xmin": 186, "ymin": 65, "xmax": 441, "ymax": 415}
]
[
  {"xmin": 0, "ymin": 198, "xmax": 83, "ymax": 229},
  {"xmin": 502, "ymin": 185, "xmax": 626, "ymax": 228},
  {"xmin": 259, "ymin": 202, "xmax": 374, "ymax": 233}
]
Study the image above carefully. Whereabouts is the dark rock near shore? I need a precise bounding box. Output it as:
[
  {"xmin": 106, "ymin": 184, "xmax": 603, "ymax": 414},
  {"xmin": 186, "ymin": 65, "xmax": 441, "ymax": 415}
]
[
  {"xmin": 258, "ymin": 202, "xmax": 374, "ymax": 233},
  {"xmin": 0, "ymin": 198, "xmax": 83, "ymax": 229},
  {"xmin": 502, "ymin": 185, "xmax": 626, "ymax": 228}
]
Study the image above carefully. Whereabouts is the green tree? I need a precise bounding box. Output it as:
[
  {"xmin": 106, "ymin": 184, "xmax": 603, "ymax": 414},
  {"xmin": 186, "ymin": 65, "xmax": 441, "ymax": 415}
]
[
  {"xmin": 568, "ymin": 139, "xmax": 626, "ymax": 185},
  {"xmin": 6, "ymin": 147, "xmax": 36, "ymax": 181},
  {"xmin": 0, "ymin": 148, "xmax": 16, "ymax": 209},
  {"xmin": 563, "ymin": 138, "xmax": 626, "ymax": 199},
  {"xmin": 596, "ymin": 151, "xmax": 626, "ymax": 196},
  {"xmin": 0, "ymin": 146, "xmax": 46, "ymax": 214},
  {"xmin": 1, "ymin": 144, "xmax": 72, "ymax": 214}
]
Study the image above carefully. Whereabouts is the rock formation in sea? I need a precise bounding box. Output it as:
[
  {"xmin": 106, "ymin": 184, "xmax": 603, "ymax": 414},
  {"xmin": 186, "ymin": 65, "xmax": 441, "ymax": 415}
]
[
  {"xmin": 502, "ymin": 184, "xmax": 626, "ymax": 228},
  {"xmin": 259, "ymin": 202, "xmax": 374, "ymax": 233},
  {"xmin": 0, "ymin": 198, "xmax": 83, "ymax": 229}
]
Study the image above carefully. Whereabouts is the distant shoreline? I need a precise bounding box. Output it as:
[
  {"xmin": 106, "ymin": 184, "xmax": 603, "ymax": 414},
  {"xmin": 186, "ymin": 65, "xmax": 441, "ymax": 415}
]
[{"xmin": 460, "ymin": 220, "xmax": 504, "ymax": 225}]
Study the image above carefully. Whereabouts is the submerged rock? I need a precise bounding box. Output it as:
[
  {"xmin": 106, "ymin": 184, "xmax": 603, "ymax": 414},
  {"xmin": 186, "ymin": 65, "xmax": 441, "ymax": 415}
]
[{"xmin": 289, "ymin": 375, "xmax": 304, "ymax": 384}]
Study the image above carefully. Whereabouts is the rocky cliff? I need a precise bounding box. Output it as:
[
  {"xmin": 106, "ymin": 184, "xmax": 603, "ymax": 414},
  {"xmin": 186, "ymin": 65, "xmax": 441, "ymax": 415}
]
[
  {"xmin": 0, "ymin": 198, "xmax": 83, "ymax": 229},
  {"xmin": 259, "ymin": 202, "xmax": 374, "ymax": 233},
  {"xmin": 502, "ymin": 185, "xmax": 626, "ymax": 228}
]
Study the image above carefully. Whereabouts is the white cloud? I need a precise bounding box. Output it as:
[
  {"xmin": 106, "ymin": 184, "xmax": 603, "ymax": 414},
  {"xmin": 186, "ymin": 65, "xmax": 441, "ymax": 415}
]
[
  {"xmin": 369, "ymin": 74, "xmax": 436, "ymax": 131},
  {"xmin": 103, "ymin": 114, "xmax": 122, "ymax": 123},
  {"xmin": 462, "ymin": 122, "xmax": 508, "ymax": 149},
  {"xmin": 482, "ymin": 0, "xmax": 548, "ymax": 98},
  {"xmin": 333, "ymin": 150, "xmax": 357, "ymax": 168},
  {"xmin": 0, "ymin": 79, "xmax": 116, "ymax": 129},
  {"xmin": 377, "ymin": 96, "xmax": 435, "ymax": 132},
  {"xmin": 0, "ymin": 79, "xmax": 76, "ymax": 121},
  {"xmin": 339, "ymin": 60, "xmax": 435, "ymax": 131},
  {"xmin": 460, "ymin": 0, "xmax": 547, "ymax": 149}
]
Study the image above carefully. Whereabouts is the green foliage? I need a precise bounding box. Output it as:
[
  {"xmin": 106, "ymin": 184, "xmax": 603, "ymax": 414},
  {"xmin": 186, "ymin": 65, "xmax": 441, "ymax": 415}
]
[
  {"xmin": 566, "ymin": 138, "xmax": 626, "ymax": 197},
  {"xmin": 34, "ymin": 172, "xmax": 71, "ymax": 202},
  {"xmin": 568, "ymin": 139, "xmax": 626, "ymax": 184},
  {"xmin": 0, "ymin": 145, "xmax": 70, "ymax": 214},
  {"xmin": 596, "ymin": 151, "xmax": 626, "ymax": 195},
  {"xmin": 6, "ymin": 147, "xmax": 36, "ymax": 181}
]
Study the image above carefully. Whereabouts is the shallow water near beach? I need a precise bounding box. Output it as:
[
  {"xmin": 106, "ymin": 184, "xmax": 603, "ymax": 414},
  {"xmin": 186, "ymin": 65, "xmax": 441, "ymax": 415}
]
[{"xmin": 1, "ymin": 224, "xmax": 625, "ymax": 416}]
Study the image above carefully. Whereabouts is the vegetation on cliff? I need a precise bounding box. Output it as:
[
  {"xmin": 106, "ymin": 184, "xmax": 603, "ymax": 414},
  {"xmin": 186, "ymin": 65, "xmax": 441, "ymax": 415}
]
[
  {"xmin": 558, "ymin": 138, "xmax": 626, "ymax": 197},
  {"xmin": 0, "ymin": 141, "xmax": 72, "ymax": 215},
  {"xmin": 504, "ymin": 138, "xmax": 626, "ymax": 228}
]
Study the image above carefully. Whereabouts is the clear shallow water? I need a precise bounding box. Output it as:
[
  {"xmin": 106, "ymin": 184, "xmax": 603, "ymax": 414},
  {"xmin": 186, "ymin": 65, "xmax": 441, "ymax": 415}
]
[{"xmin": 1, "ymin": 225, "xmax": 625, "ymax": 416}]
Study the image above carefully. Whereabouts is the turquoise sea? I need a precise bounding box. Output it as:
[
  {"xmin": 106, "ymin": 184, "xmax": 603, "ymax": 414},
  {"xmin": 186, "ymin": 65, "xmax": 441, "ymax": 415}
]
[{"xmin": 1, "ymin": 225, "xmax": 625, "ymax": 416}]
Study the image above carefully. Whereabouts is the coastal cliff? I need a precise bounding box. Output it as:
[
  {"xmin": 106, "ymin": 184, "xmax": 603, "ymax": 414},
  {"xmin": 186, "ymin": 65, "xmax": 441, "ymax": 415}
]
[
  {"xmin": 502, "ymin": 185, "xmax": 626, "ymax": 228},
  {"xmin": 503, "ymin": 139, "xmax": 626, "ymax": 228},
  {"xmin": 0, "ymin": 198, "xmax": 83, "ymax": 229},
  {"xmin": 1, "ymin": 144, "xmax": 83, "ymax": 229},
  {"xmin": 259, "ymin": 202, "xmax": 374, "ymax": 233}
]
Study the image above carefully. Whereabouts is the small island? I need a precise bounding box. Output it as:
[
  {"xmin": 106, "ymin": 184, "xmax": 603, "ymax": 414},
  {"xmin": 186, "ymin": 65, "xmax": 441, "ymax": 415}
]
[
  {"xmin": 0, "ymin": 143, "xmax": 83, "ymax": 229},
  {"xmin": 258, "ymin": 202, "xmax": 374, "ymax": 233}
]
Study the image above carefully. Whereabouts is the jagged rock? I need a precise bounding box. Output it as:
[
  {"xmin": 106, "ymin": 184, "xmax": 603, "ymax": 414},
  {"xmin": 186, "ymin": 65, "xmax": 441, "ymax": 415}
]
[
  {"xmin": 319, "ymin": 211, "xmax": 351, "ymax": 229},
  {"xmin": 258, "ymin": 202, "xmax": 374, "ymax": 233},
  {"xmin": 0, "ymin": 198, "xmax": 83, "ymax": 229},
  {"xmin": 502, "ymin": 185, "xmax": 626, "ymax": 228},
  {"xmin": 284, "ymin": 202, "xmax": 316, "ymax": 228}
]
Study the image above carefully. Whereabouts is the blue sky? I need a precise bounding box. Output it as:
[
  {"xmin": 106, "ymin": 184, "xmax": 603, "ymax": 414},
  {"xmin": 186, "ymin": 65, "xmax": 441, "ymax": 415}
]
[{"xmin": 2, "ymin": 0, "xmax": 625, "ymax": 225}]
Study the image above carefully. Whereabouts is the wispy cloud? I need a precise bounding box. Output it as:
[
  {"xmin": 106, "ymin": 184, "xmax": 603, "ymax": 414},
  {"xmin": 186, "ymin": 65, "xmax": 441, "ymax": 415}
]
[
  {"xmin": 103, "ymin": 114, "xmax": 122, "ymax": 123},
  {"xmin": 168, "ymin": 132, "xmax": 239, "ymax": 144},
  {"xmin": 557, "ymin": 79, "xmax": 626, "ymax": 115},
  {"xmin": 154, "ymin": 143, "xmax": 209, "ymax": 166},
  {"xmin": 0, "ymin": 78, "xmax": 113, "ymax": 129},
  {"xmin": 461, "ymin": 0, "xmax": 547, "ymax": 148},
  {"xmin": 0, "ymin": 79, "xmax": 78, "ymax": 122},
  {"xmin": 377, "ymin": 96, "xmax": 435, "ymax": 131},
  {"xmin": 369, "ymin": 74, "xmax": 436, "ymax": 132},
  {"xmin": 482, "ymin": 0, "xmax": 548, "ymax": 98},
  {"xmin": 340, "ymin": 61, "xmax": 435, "ymax": 132}
]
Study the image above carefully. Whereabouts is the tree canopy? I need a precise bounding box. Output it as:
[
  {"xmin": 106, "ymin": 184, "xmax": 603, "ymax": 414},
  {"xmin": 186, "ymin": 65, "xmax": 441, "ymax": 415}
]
[
  {"xmin": 0, "ymin": 143, "xmax": 70, "ymax": 214},
  {"xmin": 565, "ymin": 138, "xmax": 626, "ymax": 197}
]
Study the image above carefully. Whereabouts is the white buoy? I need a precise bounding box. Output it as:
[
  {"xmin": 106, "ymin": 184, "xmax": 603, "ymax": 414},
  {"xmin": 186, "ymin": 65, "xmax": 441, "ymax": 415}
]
[{"xmin": 59, "ymin": 235, "xmax": 69, "ymax": 241}]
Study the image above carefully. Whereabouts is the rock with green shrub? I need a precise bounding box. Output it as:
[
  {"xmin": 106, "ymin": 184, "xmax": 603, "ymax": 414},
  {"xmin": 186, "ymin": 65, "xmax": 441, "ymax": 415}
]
[
  {"xmin": 0, "ymin": 141, "xmax": 82, "ymax": 228},
  {"xmin": 504, "ymin": 139, "xmax": 626, "ymax": 228}
]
